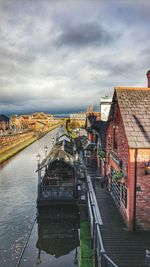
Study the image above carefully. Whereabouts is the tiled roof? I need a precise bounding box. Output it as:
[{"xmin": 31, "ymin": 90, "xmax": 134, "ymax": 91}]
[
  {"xmin": 0, "ymin": 114, "xmax": 9, "ymax": 122},
  {"xmin": 115, "ymin": 87, "xmax": 150, "ymax": 148},
  {"xmin": 40, "ymin": 141, "xmax": 75, "ymax": 169},
  {"xmin": 58, "ymin": 133, "xmax": 72, "ymax": 142}
]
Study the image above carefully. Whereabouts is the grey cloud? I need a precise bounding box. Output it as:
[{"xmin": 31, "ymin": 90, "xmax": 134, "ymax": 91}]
[
  {"xmin": 107, "ymin": 62, "xmax": 135, "ymax": 77},
  {"xmin": 55, "ymin": 22, "xmax": 116, "ymax": 47},
  {"xmin": 139, "ymin": 47, "xmax": 150, "ymax": 67},
  {"xmin": 0, "ymin": 0, "xmax": 150, "ymax": 115},
  {"xmin": 88, "ymin": 60, "xmax": 134, "ymax": 80}
]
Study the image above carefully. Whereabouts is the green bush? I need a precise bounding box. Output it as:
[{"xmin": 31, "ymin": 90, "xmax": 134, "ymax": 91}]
[
  {"xmin": 112, "ymin": 171, "xmax": 123, "ymax": 182},
  {"xmin": 98, "ymin": 150, "xmax": 106, "ymax": 158}
]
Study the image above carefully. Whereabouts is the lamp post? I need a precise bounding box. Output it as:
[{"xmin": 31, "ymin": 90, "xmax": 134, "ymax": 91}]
[
  {"xmin": 37, "ymin": 153, "xmax": 41, "ymax": 164},
  {"xmin": 52, "ymin": 137, "xmax": 55, "ymax": 146},
  {"xmin": 36, "ymin": 153, "xmax": 41, "ymax": 201},
  {"xmin": 44, "ymin": 145, "xmax": 48, "ymax": 158},
  {"xmin": 36, "ymin": 249, "xmax": 41, "ymax": 265}
]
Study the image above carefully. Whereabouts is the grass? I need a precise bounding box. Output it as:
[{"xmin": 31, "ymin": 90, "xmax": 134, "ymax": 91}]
[{"xmin": 80, "ymin": 220, "xmax": 94, "ymax": 267}]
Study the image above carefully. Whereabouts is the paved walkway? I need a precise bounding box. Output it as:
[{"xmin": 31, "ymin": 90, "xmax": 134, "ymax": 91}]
[{"xmin": 86, "ymin": 166, "xmax": 150, "ymax": 267}]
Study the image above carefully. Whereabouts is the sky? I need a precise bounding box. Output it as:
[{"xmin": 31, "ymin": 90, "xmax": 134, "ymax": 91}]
[{"xmin": 0, "ymin": 0, "xmax": 150, "ymax": 115}]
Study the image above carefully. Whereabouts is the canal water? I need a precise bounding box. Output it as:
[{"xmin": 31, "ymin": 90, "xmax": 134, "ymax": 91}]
[{"xmin": 0, "ymin": 128, "xmax": 79, "ymax": 267}]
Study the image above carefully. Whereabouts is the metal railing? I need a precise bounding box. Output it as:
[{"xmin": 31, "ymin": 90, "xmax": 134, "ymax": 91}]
[
  {"xmin": 145, "ymin": 250, "xmax": 150, "ymax": 267},
  {"xmin": 86, "ymin": 175, "xmax": 118, "ymax": 267},
  {"xmin": 40, "ymin": 184, "xmax": 77, "ymax": 200}
]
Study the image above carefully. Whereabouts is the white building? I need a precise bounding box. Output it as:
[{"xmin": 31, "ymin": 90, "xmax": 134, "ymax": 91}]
[{"xmin": 100, "ymin": 96, "xmax": 112, "ymax": 121}]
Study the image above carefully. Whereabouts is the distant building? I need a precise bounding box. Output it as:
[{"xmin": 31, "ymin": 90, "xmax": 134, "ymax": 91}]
[
  {"xmin": 0, "ymin": 114, "xmax": 9, "ymax": 123},
  {"xmin": 10, "ymin": 112, "xmax": 59, "ymax": 132},
  {"xmin": 28, "ymin": 121, "xmax": 48, "ymax": 131},
  {"xmin": 70, "ymin": 112, "xmax": 86, "ymax": 128},
  {"xmin": 96, "ymin": 96, "xmax": 112, "ymax": 177},
  {"xmin": 85, "ymin": 107, "xmax": 101, "ymax": 167}
]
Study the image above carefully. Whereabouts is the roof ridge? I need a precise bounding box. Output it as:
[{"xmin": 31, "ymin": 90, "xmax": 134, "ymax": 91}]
[{"xmin": 115, "ymin": 86, "xmax": 150, "ymax": 91}]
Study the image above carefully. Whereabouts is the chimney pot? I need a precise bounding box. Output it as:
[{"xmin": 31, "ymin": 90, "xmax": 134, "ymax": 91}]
[{"xmin": 146, "ymin": 70, "xmax": 150, "ymax": 87}]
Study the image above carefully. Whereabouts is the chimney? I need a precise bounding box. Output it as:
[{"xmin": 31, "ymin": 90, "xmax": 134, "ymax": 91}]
[{"xmin": 146, "ymin": 70, "xmax": 150, "ymax": 87}]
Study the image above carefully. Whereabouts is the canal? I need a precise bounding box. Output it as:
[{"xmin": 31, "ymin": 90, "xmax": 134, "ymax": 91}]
[{"xmin": 0, "ymin": 128, "xmax": 79, "ymax": 267}]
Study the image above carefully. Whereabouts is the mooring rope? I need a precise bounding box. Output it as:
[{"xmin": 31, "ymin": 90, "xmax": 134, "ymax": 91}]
[{"xmin": 15, "ymin": 212, "xmax": 38, "ymax": 267}]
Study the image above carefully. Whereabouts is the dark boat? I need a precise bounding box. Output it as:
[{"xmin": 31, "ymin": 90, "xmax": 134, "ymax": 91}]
[{"xmin": 37, "ymin": 138, "xmax": 78, "ymax": 206}]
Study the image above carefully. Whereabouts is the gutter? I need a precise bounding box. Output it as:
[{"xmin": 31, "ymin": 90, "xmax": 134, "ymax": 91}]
[{"xmin": 133, "ymin": 148, "xmax": 138, "ymax": 231}]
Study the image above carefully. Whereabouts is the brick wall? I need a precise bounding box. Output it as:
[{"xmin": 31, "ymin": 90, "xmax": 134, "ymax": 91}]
[
  {"xmin": 136, "ymin": 149, "xmax": 150, "ymax": 230},
  {"xmin": 128, "ymin": 150, "xmax": 136, "ymax": 230},
  {"xmin": 106, "ymin": 102, "xmax": 129, "ymax": 177},
  {"xmin": 106, "ymin": 101, "xmax": 134, "ymax": 229},
  {"xmin": 0, "ymin": 131, "xmax": 34, "ymax": 148}
]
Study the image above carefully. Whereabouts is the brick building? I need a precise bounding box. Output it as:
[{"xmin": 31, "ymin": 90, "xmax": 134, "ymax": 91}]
[
  {"xmin": 10, "ymin": 112, "xmax": 58, "ymax": 132},
  {"xmin": 97, "ymin": 96, "xmax": 112, "ymax": 177},
  {"xmin": 106, "ymin": 72, "xmax": 150, "ymax": 230},
  {"xmin": 85, "ymin": 111, "xmax": 101, "ymax": 167},
  {"xmin": 97, "ymin": 121, "xmax": 107, "ymax": 177}
]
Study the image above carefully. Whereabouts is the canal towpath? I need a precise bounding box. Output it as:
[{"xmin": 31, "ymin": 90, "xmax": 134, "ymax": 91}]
[{"xmin": 85, "ymin": 165, "xmax": 150, "ymax": 267}]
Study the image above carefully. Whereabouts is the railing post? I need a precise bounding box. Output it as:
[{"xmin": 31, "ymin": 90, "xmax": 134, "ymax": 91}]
[
  {"xmin": 94, "ymin": 221, "xmax": 99, "ymax": 267},
  {"xmin": 145, "ymin": 250, "xmax": 150, "ymax": 267},
  {"xmin": 75, "ymin": 183, "xmax": 78, "ymax": 199},
  {"xmin": 92, "ymin": 176, "xmax": 95, "ymax": 191},
  {"xmin": 100, "ymin": 251, "xmax": 106, "ymax": 267},
  {"xmin": 37, "ymin": 165, "xmax": 41, "ymax": 200},
  {"xmin": 91, "ymin": 202, "xmax": 95, "ymax": 246}
]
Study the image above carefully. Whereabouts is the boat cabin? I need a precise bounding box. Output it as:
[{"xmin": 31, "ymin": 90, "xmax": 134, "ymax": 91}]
[{"xmin": 37, "ymin": 140, "xmax": 77, "ymax": 206}]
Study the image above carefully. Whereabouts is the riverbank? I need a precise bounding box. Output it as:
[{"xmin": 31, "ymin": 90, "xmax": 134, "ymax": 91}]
[
  {"xmin": 79, "ymin": 205, "xmax": 93, "ymax": 267},
  {"xmin": 0, "ymin": 124, "xmax": 60, "ymax": 165}
]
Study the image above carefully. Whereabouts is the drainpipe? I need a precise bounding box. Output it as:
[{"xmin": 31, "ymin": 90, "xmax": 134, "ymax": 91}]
[{"xmin": 133, "ymin": 148, "xmax": 138, "ymax": 231}]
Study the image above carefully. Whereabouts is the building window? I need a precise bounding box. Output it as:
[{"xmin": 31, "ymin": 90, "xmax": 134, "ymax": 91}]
[
  {"xmin": 121, "ymin": 185, "xmax": 127, "ymax": 208},
  {"xmin": 85, "ymin": 151, "xmax": 90, "ymax": 157},
  {"xmin": 145, "ymin": 161, "xmax": 150, "ymax": 175},
  {"xmin": 113, "ymin": 127, "xmax": 117, "ymax": 151},
  {"xmin": 111, "ymin": 167, "xmax": 121, "ymax": 208},
  {"xmin": 108, "ymin": 134, "xmax": 111, "ymax": 149}
]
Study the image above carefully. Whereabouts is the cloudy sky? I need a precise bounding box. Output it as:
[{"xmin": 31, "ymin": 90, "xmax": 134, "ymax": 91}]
[{"xmin": 0, "ymin": 0, "xmax": 150, "ymax": 115}]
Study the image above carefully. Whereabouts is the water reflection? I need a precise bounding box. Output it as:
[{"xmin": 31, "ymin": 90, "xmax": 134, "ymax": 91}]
[
  {"xmin": 0, "ymin": 128, "xmax": 60, "ymax": 267},
  {"xmin": 20, "ymin": 206, "xmax": 79, "ymax": 267},
  {"xmin": 37, "ymin": 206, "xmax": 79, "ymax": 258}
]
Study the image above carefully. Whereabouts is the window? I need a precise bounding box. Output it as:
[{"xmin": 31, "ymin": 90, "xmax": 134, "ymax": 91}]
[
  {"xmin": 121, "ymin": 185, "xmax": 127, "ymax": 208},
  {"xmin": 113, "ymin": 127, "xmax": 118, "ymax": 151},
  {"xmin": 85, "ymin": 151, "xmax": 90, "ymax": 157},
  {"xmin": 145, "ymin": 161, "xmax": 150, "ymax": 175}
]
